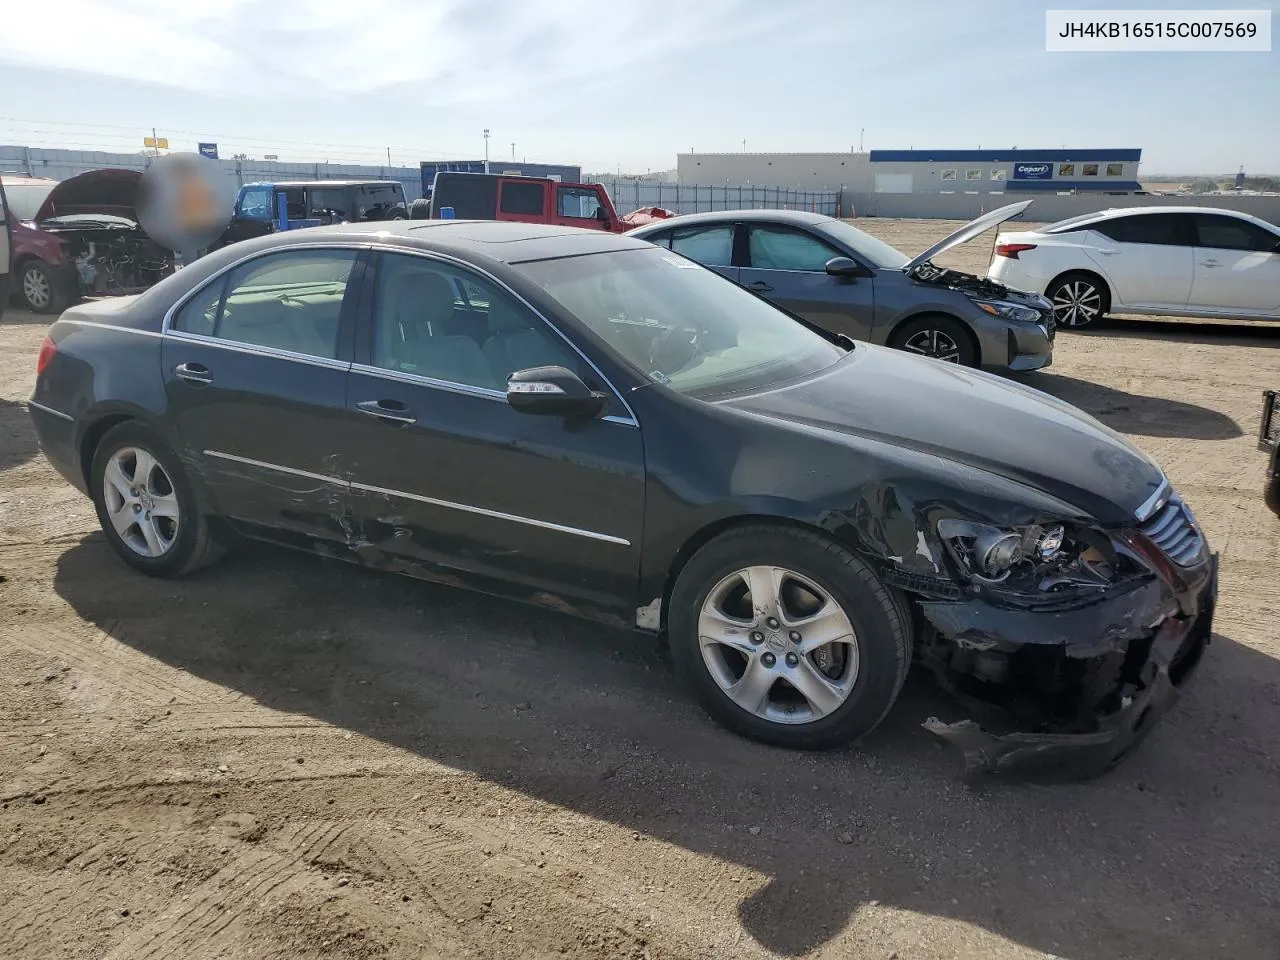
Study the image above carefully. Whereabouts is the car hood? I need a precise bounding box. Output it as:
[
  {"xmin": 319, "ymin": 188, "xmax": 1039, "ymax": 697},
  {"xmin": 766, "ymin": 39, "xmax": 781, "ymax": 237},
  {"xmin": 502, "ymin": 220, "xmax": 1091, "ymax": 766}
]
[
  {"xmin": 902, "ymin": 199, "xmax": 1035, "ymax": 271},
  {"xmin": 719, "ymin": 345, "xmax": 1164, "ymax": 524},
  {"xmin": 35, "ymin": 169, "xmax": 141, "ymax": 223}
]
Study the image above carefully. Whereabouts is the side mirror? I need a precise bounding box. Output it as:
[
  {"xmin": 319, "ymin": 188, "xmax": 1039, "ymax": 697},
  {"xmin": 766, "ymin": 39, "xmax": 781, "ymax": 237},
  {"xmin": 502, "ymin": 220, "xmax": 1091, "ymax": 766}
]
[
  {"xmin": 595, "ymin": 206, "xmax": 611, "ymax": 225},
  {"xmin": 507, "ymin": 366, "xmax": 608, "ymax": 418},
  {"xmin": 825, "ymin": 256, "xmax": 861, "ymax": 279}
]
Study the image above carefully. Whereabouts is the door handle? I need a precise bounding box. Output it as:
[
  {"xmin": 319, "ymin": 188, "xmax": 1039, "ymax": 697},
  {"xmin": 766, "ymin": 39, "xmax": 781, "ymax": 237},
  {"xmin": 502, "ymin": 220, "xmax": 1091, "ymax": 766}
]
[
  {"xmin": 746, "ymin": 281, "xmax": 774, "ymax": 293},
  {"xmin": 174, "ymin": 362, "xmax": 213, "ymax": 385},
  {"xmin": 1095, "ymin": 248, "xmax": 1118, "ymax": 256},
  {"xmin": 357, "ymin": 399, "xmax": 417, "ymax": 426},
  {"xmin": 1199, "ymin": 259, "xmax": 1220, "ymax": 268}
]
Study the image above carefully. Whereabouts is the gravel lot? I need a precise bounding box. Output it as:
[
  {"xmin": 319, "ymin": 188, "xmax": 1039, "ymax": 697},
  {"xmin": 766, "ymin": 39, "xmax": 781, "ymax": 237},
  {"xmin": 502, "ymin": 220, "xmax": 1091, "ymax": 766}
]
[{"xmin": 2, "ymin": 219, "xmax": 1278, "ymax": 960}]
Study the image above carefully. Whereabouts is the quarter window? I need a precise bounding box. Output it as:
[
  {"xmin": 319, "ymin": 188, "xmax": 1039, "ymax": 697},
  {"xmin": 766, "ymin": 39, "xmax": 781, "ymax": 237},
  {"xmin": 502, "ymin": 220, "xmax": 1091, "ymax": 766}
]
[
  {"xmin": 557, "ymin": 186, "xmax": 602, "ymax": 219},
  {"xmin": 670, "ymin": 225, "xmax": 734, "ymax": 267},
  {"xmin": 747, "ymin": 225, "xmax": 841, "ymax": 272},
  {"xmin": 172, "ymin": 249, "xmax": 357, "ymax": 359},
  {"xmin": 1192, "ymin": 214, "xmax": 1278, "ymax": 252},
  {"xmin": 370, "ymin": 253, "xmax": 579, "ymax": 391}
]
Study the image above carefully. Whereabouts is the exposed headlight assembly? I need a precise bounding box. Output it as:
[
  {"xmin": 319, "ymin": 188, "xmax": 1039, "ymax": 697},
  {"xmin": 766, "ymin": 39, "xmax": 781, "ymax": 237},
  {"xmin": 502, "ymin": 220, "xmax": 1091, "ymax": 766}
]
[
  {"xmin": 971, "ymin": 298, "xmax": 1042, "ymax": 324},
  {"xmin": 937, "ymin": 518, "xmax": 1117, "ymax": 594}
]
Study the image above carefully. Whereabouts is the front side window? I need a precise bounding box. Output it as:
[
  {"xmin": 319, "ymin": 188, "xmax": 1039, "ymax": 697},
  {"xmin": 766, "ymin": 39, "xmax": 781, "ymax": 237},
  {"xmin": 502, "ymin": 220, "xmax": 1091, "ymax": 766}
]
[
  {"xmin": 237, "ymin": 186, "xmax": 273, "ymax": 220},
  {"xmin": 557, "ymin": 186, "xmax": 602, "ymax": 219},
  {"xmin": 748, "ymin": 225, "xmax": 841, "ymax": 272},
  {"xmin": 1192, "ymin": 214, "xmax": 1278, "ymax": 252},
  {"xmin": 172, "ymin": 249, "xmax": 356, "ymax": 359},
  {"xmin": 514, "ymin": 248, "xmax": 844, "ymax": 397},
  {"xmin": 670, "ymin": 225, "xmax": 733, "ymax": 267},
  {"xmin": 500, "ymin": 181, "xmax": 546, "ymax": 216},
  {"xmin": 370, "ymin": 252, "xmax": 579, "ymax": 391}
]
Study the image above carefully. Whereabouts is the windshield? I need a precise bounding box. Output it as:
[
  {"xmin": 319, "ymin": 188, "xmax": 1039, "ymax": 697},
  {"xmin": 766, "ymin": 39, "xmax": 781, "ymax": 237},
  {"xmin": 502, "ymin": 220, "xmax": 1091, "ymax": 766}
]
[
  {"xmin": 513, "ymin": 248, "xmax": 845, "ymax": 397},
  {"xmin": 3, "ymin": 180, "xmax": 56, "ymax": 221},
  {"xmin": 237, "ymin": 186, "xmax": 274, "ymax": 220},
  {"xmin": 809, "ymin": 218, "xmax": 909, "ymax": 269}
]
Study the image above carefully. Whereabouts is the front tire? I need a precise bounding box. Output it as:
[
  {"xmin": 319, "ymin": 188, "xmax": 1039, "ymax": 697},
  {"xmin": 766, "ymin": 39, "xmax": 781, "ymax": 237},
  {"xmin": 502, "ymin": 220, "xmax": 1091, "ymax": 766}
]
[
  {"xmin": 889, "ymin": 315, "xmax": 977, "ymax": 367},
  {"xmin": 90, "ymin": 422, "xmax": 225, "ymax": 577},
  {"xmin": 668, "ymin": 524, "xmax": 912, "ymax": 750},
  {"xmin": 1046, "ymin": 272, "xmax": 1110, "ymax": 329},
  {"xmin": 19, "ymin": 260, "xmax": 69, "ymax": 314}
]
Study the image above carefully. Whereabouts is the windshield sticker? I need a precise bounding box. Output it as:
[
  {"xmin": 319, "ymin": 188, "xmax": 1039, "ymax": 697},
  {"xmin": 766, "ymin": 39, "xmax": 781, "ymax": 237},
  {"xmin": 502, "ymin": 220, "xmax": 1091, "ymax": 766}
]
[{"xmin": 663, "ymin": 256, "xmax": 699, "ymax": 269}]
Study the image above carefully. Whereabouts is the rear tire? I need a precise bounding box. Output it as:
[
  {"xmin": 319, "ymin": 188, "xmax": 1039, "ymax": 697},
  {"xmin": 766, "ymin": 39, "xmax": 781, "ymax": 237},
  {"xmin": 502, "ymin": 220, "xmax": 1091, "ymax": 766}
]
[
  {"xmin": 90, "ymin": 421, "xmax": 226, "ymax": 578},
  {"xmin": 668, "ymin": 524, "xmax": 912, "ymax": 750},
  {"xmin": 409, "ymin": 199, "xmax": 432, "ymax": 220},
  {"xmin": 889, "ymin": 315, "xmax": 977, "ymax": 367},
  {"xmin": 1045, "ymin": 272, "xmax": 1110, "ymax": 329}
]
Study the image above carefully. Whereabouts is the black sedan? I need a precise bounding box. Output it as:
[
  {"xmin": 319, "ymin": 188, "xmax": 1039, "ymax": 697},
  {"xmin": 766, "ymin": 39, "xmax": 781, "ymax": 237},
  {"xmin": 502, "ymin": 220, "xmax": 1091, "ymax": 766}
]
[{"xmin": 27, "ymin": 221, "xmax": 1217, "ymax": 775}]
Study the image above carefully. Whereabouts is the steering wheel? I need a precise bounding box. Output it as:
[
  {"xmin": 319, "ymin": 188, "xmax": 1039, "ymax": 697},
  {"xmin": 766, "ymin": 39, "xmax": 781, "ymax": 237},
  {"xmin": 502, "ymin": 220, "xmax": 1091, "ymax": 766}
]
[{"xmin": 648, "ymin": 323, "xmax": 702, "ymax": 375}]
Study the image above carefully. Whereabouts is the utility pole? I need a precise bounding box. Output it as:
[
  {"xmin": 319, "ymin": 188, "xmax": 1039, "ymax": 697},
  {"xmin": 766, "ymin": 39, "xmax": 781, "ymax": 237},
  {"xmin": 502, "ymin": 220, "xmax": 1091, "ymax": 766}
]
[
  {"xmin": 859, "ymin": 128, "xmax": 864, "ymax": 152},
  {"xmin": 152, "ymin": 127, "xmax": 160, "ymax": 157},
  {"xmin": 386, "ymin": 146, "xmax": 392, "ymax": 166},
  {"xmin": 483, "ymin": 129, "xmax": 490, "ymax": 174},
  {"xmin": 742, "ymin": 138, "xmax": 747, "ymax": 152},
  {"xmin": 511, "ymin": 142, "xmax": 515, "ymax": 162}
]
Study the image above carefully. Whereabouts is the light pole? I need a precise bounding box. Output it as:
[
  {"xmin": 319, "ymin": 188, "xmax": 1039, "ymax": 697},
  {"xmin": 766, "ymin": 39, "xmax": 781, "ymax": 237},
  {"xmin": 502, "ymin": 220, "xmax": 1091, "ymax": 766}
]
[
  {"xmin": 483, "ymin": 129, "xmax": 490, "ymax": 173},
  {"xmin": 511, "ymin": 142, "xmax": 516, "ymax": 163}
]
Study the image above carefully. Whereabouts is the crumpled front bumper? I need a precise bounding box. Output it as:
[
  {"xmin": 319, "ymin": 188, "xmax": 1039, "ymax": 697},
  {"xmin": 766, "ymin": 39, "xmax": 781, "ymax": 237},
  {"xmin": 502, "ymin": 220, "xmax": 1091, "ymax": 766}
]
[{"xmin": 920, "ymin": 553, "xmax": 1218, "ymax": 780}]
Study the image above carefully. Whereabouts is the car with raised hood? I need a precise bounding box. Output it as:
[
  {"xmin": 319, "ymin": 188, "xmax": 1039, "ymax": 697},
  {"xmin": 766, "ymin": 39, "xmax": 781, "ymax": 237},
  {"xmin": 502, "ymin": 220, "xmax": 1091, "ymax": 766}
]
[
  {"xmin": 987, "ymin": 206, "xmax": 1280, "ymax": 328},
  {"xmin": 626, "ymin": 200, "xmax": 1055, "ymax": 373},
  {"xmin": 3, "ymin": 170, "xmax": 174, "ymax": 314},
  {"xmin": 27, "ymin": 220, "xmax": 1216, "ymax": 777}
]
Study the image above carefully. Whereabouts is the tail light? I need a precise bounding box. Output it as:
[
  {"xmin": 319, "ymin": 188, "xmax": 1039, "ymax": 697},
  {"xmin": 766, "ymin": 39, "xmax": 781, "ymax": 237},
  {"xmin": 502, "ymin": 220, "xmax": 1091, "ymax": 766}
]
[
  {"xmin": 35, "ymin": 335, "xmax": 57, "ymax": 375},
  {"xmin": 995, "ymin": 242, "xmax": 1037, "ymax": 259}
]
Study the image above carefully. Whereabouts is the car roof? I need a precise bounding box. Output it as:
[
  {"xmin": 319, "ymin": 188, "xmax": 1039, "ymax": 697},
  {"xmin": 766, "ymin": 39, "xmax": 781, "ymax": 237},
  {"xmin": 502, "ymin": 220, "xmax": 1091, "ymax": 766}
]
[
  {"xmin": 628, "ymin": 208, "xmax": 835, "ymax": 233},
  {"xmin": 244, "ymin": 180, "xmax": 402, "ymax": 189},
  {"xmin": 217, "ymin": 219, "xmax": 650, "ymax": 265},
  {"xmin": 1042, "ymin": 205, "xmax": 1279, "ymax": 233}
]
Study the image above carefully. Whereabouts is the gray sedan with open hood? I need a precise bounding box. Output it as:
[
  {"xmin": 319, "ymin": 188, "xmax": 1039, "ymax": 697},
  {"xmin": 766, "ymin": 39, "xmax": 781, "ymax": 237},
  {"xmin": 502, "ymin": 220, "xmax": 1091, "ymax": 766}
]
[{"xmin": 626, "ymin": 200, "xmax": 1054, "ymax": 373}]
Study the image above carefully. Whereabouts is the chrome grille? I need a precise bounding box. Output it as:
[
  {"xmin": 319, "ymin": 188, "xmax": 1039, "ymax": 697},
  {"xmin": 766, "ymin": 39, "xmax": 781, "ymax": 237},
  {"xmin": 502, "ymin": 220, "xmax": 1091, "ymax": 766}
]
[{"xmin": 1139, "ymin": 493, "xmax": 1206, "ymax": 567}]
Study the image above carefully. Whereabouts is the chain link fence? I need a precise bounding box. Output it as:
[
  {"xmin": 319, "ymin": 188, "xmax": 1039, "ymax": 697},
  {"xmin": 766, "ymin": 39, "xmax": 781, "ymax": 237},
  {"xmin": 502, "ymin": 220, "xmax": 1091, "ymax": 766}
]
[{"xmin": 589, "ymin": 178, "xmax": 841, "ymax": 217}]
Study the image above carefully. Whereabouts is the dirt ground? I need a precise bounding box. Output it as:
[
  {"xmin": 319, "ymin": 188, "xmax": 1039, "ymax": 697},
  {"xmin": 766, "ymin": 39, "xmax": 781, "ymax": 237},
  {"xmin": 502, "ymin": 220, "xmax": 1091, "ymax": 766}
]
[{"xmin": 2, "ymin": 219, "xmax": 1278, "ymax": 960}]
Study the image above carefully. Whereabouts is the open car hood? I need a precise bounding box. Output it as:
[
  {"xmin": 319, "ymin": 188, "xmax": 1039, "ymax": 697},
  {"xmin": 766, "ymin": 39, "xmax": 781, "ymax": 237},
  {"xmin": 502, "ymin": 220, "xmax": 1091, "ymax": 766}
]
[
  {"xmin": 35, "ymin": 168, "xmax": 142, "ymax": 223},
  {"xmin": 902, "ymin": 199, "xmax": 1034, "ymax": 270}
]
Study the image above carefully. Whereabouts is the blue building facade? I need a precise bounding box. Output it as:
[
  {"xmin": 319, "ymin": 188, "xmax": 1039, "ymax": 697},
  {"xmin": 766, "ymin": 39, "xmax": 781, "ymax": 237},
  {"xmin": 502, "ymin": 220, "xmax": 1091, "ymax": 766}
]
[{"xmin": 867, "ymin": 149, "xmax": 1143, "ymax": 194}]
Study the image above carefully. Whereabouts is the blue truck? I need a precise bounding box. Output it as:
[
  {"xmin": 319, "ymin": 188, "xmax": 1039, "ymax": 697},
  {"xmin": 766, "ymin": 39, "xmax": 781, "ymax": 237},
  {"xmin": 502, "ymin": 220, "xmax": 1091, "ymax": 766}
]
[{"xmin": 214, "ymin": 179, "xmax": 408, "ymax": 248}]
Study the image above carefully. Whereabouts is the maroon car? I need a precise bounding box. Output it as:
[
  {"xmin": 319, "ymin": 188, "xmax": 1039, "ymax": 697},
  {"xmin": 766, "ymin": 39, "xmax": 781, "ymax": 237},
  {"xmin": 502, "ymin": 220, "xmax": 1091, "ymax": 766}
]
[{"xmin": 2, "ymin": 170, "xmax": 173, "ymax": 314}]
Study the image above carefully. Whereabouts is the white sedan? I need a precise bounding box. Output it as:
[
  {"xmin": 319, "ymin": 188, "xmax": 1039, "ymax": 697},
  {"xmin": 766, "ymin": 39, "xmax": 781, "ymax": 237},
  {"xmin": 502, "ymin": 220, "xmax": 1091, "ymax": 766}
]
[{"xmin": 987, "ymin": 206, "xmax": 1280, "ymax": 328}]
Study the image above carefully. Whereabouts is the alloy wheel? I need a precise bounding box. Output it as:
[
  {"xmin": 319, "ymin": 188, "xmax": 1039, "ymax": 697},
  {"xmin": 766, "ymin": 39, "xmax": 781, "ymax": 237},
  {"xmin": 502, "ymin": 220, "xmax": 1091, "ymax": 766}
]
[
  {"xmin": 698, "ymin": 565, "xmax": 859, "ymax": 724},
  {"xmin": 902, "ymin": 328, "xmax": 962, "ymax": 363},
  {"xmin": 1051, "ymin": 280, "xmax": 1103, "ymax": 327},
  {"xmin": 101, "ymin": 446, "xmax": 181, "ymax": 558},
  {"xmin": 23, "ymin": 267, "xmax": 51, "ymax": 310}
]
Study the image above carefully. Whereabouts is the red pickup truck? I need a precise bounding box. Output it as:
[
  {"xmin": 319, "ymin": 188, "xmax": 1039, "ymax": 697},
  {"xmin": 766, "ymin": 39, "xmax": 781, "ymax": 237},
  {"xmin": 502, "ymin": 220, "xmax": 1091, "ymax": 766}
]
[{"xmin": 414, "ymin": 171, "xmax": 628, "ymax": 233}]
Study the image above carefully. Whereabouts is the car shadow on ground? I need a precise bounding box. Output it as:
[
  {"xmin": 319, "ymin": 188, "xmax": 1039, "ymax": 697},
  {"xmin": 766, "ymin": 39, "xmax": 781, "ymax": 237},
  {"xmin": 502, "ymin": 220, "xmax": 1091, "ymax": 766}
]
[
  {"xmin": 1023, "ymin": 371, "xmax": 1244, "ymax": 441},
  {"xmin": 2, "ymin": 305, "xmax": 53, "ymax": 326},
  {"xmin": 0, "ymin": 398, "xmax": 40, "ymax": 469},
  {"xmin": 1072, "ymin": 314, "xmax": 1280, "ymax": 347},
  {"xmin": 51, "ymin": 536, "xmax": 1280, "ymax": 958}
]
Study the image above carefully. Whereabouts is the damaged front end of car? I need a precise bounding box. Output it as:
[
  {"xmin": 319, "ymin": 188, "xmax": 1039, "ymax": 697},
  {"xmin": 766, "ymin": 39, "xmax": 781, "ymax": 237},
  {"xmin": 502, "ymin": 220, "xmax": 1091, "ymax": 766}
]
[{"xmin": 875, "ymin": 483, "xmax": 1218, "ymax": 779}]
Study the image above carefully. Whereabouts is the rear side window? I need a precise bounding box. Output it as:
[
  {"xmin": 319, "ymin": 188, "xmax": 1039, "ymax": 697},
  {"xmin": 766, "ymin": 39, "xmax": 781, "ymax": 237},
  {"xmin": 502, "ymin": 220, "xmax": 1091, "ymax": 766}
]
[
  {"xmin": 1192, "ymin": 214, "xmax": 1278, "ymax": 252},
  {"xmin": 172, "ymin": 249, "xmax": 357, "ymax": 359},
  {"xmin": 434, "ymin": 175, "xmax": 498, "ymax": 219},
  {"xmin": 670, "ymin": 225, "xmax": 734, "ymax": 267},
  {"xmin": 500, "ymin": 181, "xmax": 545, "ymax": 216},
  {"xmin": 1094, "ymin": 214, "xmax": 1192, "ymax": 246},
  {"xmin": 358, "ymin": 184, "xmax": 403, "ymax": 221},
  {"xmin": 747, "ymin": 225, "xmax": 841, "ymax": 272}
]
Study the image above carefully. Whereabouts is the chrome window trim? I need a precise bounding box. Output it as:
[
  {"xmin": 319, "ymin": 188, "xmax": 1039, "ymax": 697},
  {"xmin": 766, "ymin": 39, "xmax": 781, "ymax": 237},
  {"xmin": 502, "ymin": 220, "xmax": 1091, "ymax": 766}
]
[
  {"xmin": 202, "ymin": 449, "xmax": 631, "ymax": 546},
  {"xmin": 366, "ymin": 243, "xmax": 640, "ymax": 428},
  {"xmin": 27, "ymin": 399, "xmax": 74, "ymax": 422},
  {"xmin": 1134, "ymin": 476, "xmax": 1171, "ymax": 523},
  {"xmin": 166, "ymin": 330, "xmax": 351, "ymax": 372},
  {"xmin": 350, "ymin": 362, "xmax": 505, "ymax": 402},
  {"xmin": 59, "ymin": 319, "xmax": 164, "ymax": 338}
]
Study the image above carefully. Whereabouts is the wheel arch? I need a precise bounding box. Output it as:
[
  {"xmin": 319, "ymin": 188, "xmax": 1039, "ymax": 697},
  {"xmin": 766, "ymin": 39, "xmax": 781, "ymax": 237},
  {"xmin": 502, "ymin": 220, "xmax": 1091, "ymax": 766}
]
[
  {"xmin": 77, "ymin": 408, "xmax": 214, "ymax": 514},
  {"xmin": 653, "ymin": 512, "xmax": 872, "ymax": 633},
  {"xmin": 886, "ymin": 311, "xmax": 981, "ymax": 367}
]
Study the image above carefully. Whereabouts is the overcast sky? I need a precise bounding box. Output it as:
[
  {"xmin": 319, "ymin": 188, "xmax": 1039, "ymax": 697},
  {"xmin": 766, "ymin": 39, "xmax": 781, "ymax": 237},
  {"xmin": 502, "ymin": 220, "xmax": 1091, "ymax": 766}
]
[{"xmin": 1, "ymin": 0, "xmax": 1276, "ymax": 173}]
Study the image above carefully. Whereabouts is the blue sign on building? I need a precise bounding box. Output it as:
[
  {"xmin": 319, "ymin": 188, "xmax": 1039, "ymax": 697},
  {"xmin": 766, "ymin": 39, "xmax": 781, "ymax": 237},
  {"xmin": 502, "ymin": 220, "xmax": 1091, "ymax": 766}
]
[
  {"xmin": 198, "ymin": 143, "xmax": 218, "ymax": 160},
  {"xmin": 1012, "ymin": 162, "xmax": 1053, "ymax": 180}
]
